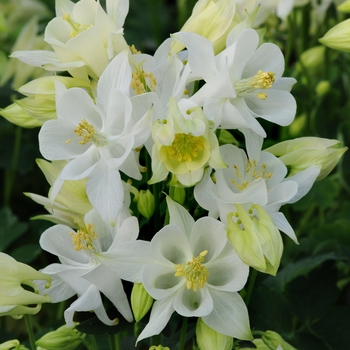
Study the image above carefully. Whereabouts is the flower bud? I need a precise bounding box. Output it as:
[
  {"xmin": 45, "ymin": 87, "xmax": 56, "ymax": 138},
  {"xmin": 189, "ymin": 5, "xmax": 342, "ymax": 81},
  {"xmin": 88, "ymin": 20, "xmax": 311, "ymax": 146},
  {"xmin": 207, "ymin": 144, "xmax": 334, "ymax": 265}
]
[
  {"xmin": 137, "ymin": 190, "xmax": 155, "ymax": 219},
  {"xmin": 149, "ymin": 346, "xmax": 170, "ymax": 350},
  {"xmin": 298, "ymin": 46, "xmax": 325, "ymax": 73},
  {"xmin": 315, "ymin": 80, "xmax": 330, "ymax": 97},
  {"xmin": 196, "ymin": 318, "xmax": 233, "ymax": 350},
  {"xmin": 172, "ymin": 187, "xmax": 186, "ymax": 205},
  {"xmin": 0, "ymin": 253, "xmax": 51, "ymax": 319},
  {"xmin": 262, "ymin": 331, "xmax": 297, "ymax": 350},
  {"xmin": 35, "ymin": 323, "xmax": 86, "ymax": 350},
  {"xmin": 0, "ymin": 339, "xmax": 29, "ymax": 350},
  {"xmin": 240, "ymin": 339, "xmax": 270, "ymax": 350},
  {"xmin": 171, "ymin": 0, "xmax": 238, "ymax": 54},
  {"xmin": 227, "ymin": 204, "xmax": 283, "ymax": 275},
  {"xmin": 265, "ymin": 137, "xmax": 347, "ymax": 180},
  {"xmin": 131, "ymin": 283, "xmax": 153, "ymax": 322},
  {"xmin": 0, "ymin": 102, "xmax": 43, "ymax": 128},
  {"xmin": 319, "ymin": 18, "xmax": 350, "ymax": 52}
]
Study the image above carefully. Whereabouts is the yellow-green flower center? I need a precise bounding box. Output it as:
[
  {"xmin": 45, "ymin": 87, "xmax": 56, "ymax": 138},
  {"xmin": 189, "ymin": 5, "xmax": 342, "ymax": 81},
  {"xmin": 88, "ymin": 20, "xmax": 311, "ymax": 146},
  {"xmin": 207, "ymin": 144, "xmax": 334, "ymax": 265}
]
[
  {"xmin": 231, "ymin": 159, "xmax": 273, "ymax": 191},
  {"xmin": 174, "ymin": 250, "xmax": 209, "ymax": 291},
  {"xmin": 167, "ymin": 133, "xmax": 204, "ymax": 162},
  {"xmin": 66, "ymin": 119, "xmax": 107, "ymax": 146},
  {"xmin": 62, "ymin": 13, "xmax": 93, "ymax": 38},
  {"xmin": 234, "ymin": 70, "xmax": 275, "ymax": 100}
]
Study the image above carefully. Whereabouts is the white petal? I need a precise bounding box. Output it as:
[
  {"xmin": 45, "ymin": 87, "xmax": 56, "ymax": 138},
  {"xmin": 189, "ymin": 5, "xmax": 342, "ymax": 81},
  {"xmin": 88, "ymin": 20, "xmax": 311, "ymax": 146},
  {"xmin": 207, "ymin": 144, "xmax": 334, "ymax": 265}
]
[
  {"xmin": 202, "ymin": 290, "xmax": 252, "ymax": 340},
  {"xmin": 166, "ymin": 196, "xmax": 195, "ymax": 238},
  {"xmin": 82, "ymin": 265, "xmax": 133, "ymax": 322},
  {"xmin": 270, "ymin": 212, "xmax": 298, "ymax": 243},
  {"xmin": 106, "ymin": 0, "xmax": 129, "ymax": 27},
  {"xmin": 137, "ymin": 297, "xmax": 175, "ymax": 343}
]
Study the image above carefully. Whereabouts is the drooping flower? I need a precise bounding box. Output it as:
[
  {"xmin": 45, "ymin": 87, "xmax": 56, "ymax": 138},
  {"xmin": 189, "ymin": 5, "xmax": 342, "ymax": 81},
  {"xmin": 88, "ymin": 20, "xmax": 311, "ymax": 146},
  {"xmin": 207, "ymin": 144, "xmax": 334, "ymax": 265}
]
[
  {"xmin": 101, "ymin": 197, "xmax": 252, "ymax": 342},
  {"xmin": 39, "ymin": 209, "xmax": 139, "ymax": 326},
  {"xmin": 173, "ymin": 28, "xmax": 296, "ymax": 142},
  {"xmin": 0, "ymin": 253, "xmax": 51, "ymax": 319},
  {"xmin": 38, "ymin": 50, "xmax": 152, "ymax": 225}
]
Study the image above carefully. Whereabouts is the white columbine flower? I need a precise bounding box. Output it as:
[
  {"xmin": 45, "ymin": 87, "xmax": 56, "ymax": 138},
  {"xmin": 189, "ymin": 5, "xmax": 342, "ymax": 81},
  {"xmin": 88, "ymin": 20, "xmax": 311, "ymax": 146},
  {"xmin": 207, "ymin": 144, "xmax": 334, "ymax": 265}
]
[
  {"xmin": 38, "ymin": 50, "xmax": 152, "ymax": 225},
  {"xmin": 11, "ymin": 0, "xmax": 129, "ymax": 80},
  {"xmin": 194, "ymin": 136, "xmax": 320, "ymax": 274},
  {"xmin": 101, "ymin": 197, "xmax": 252, "ymax": 343},
  {"xmin": 172, "ymin": 28, "xmax": 296, "ymax": 143},
  {"xmin": 39, "ymin": 209, "xmax": 138, "ymax": 326}
]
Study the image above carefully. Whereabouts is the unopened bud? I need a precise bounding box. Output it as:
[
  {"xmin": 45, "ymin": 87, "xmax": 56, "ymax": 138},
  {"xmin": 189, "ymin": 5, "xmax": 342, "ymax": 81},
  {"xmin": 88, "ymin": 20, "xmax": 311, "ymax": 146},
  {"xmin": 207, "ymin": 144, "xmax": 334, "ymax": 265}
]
[
  {"xmin": 137, "ymin": 190, "xmax": 155, "ymax": 219},
  {"xmin": 131, "ymin": 283, "xmax": 153, "ymax": 322},
  {"xmin": 319, "ymin": 18, "xmax": 350, "ymax": 52},
  {"xmin": 149, "ymin": 346, "xmax": 170, "ymax": 350},
  {"xmin": 315, "ymin": 80, "xmax": 330, "ymax": 97},
  {"xmin": 262, "ymin": 330, "xmax": 297, "ymax": 350}
]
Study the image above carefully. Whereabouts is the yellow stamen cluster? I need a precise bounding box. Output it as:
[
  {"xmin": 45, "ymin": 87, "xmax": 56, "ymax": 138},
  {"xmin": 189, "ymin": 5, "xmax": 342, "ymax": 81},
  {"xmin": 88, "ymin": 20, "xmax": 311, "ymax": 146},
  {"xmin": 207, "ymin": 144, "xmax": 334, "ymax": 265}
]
[
  {"xmin": 234, "ymin": 70, "xmax": 275, "ymax": 100},
  {"xmin": 62, "ymin": 13, "xmax": 93, "ymax": 38},
  {"xmin": 129, "ymin": 44, "xmax": 141, "ymax": 54},
  {"xmin": 71, "ymin": 119, "xmax": 106, "ymax": 146},
  {"xmin": 174, "ymin": 250, "xmax": 209, "ymax": 291},
  {"xmin": 231, "ymin": 160, "xmax": 273, "ymax": 191},
  {"xmin": 167, "ymin": 133, "xmax": 204, "ymax": 162},
  {"xmin": 130, "ymin": 66, "xmax": 157, "ymax": 95},
  {"xmin": 70, "ymin": 223, "xmax": 97, "ymax": 252}
]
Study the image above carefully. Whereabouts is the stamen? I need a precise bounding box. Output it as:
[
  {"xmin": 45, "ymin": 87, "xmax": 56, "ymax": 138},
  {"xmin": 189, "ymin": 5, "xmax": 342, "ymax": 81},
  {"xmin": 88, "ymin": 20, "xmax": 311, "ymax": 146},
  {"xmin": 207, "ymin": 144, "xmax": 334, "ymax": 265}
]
[
  {"xmin": 174, "ymin": 250, "xmax": 209, "ymax": 291},
  {"xmin": 167, "ymin": 133, "xmax": 204, "ymax": 162},
  {"xmin": 130, "ymin": 64, "xmax": 157, "ymax": 95},
  {"xmin": 73, "ymin": 119, "xmax": 107, "ymax": 146},
  {"xmin": 62, "ymin": 13, "xmax": 93, "ymax": 38}
]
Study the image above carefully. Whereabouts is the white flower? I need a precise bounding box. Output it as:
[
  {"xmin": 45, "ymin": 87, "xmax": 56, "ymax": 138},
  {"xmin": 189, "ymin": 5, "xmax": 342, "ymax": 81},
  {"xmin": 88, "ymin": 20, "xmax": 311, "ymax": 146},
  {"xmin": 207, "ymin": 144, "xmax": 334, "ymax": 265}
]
[
  {"xmin": 101, "ymin": 197, "xmax": 252, "ymax": 342},
  {"xmin": 38, "ymin": 50, "xmax": 152, "ymax": 225},
  {"xmin": 11, "ymin": 0, "xmax": 129, "ymax": 80},
  {"xmin": 172, "ymin": 28, "xmax": 296, "ymax": 142},
  {"xmin": 39, "ymin": 209, "xmax": 139, "ymax": 326}
]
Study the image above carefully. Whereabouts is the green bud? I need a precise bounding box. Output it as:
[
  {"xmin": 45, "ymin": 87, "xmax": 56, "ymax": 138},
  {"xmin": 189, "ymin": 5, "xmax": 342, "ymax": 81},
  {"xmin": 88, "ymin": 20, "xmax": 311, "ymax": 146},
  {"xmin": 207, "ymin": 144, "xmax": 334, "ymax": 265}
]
[
  {"xmin": 262, "ymin": 331, "xmax": 297, "ymax": 350},
  {"xmin": 172, "ymin": 187, "xmax": 186, "ymax": 205},
  {"xmin": 315, "ymin": 80, "xmax": 330, "ymax": 97},
  {"xmin": 298, "ymin": 46, "xmax": 325, "ymax": 72},
  {"xmin": 265, "ymin": 137, "xmax": 347, "ymax": 180},
  {"xmin": 137, "ymin": 190, "xmax": 155, "ymax": 219},
  {"xmin": 149, "ymin": 346, "xmax": 170, "ymax": 350},
  {"xmin": 0, "ymin": 339, "xmax": 29, "ymax": 350},
  {"xmin": 131, "ymin": 283, "xmax": 153, "ymax": 322},
  {"xmin": 0, "ymin": 103, "xmax": 43, "ymax": 128},
  {"xmin": 196, "ymin": 318, "xmax": 233, "ymax": 350},
  {"xmin": 337, "ymin": 0, "xmax": 350, "ymax": 13},
  {"xmin": 240, "ymin": 339, "xmax": 270, "ymax": 350},
  {"xmin": 36, "ymin": 323, "xmax": 85, "ymax": 350},
  {"xmin": 319, "ymin": 18, "xmax": 350, "ymax": 52}
]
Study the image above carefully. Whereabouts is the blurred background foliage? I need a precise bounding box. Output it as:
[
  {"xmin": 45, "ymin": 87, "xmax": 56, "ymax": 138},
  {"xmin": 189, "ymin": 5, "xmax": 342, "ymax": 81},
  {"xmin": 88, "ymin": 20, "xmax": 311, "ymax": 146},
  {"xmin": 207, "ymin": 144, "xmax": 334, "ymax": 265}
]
[{"xmin": 0, "ymin": 0, "xmax": 349, "ymax": 349}]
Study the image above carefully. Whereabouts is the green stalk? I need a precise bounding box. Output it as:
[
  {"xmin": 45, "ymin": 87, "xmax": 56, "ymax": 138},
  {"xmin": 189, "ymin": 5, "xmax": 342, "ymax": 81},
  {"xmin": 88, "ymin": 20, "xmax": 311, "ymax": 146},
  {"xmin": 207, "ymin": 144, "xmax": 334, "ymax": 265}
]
[
  {"xmin": 244, "ymin": 268, "xmax": 257, "ymax": 306},
  {"xmin": 89, "ymin": 334, "xmax": 99, "ymax": 350},
  {"xmin": 109, "ymin": 333, "xmax": 116, "ymax": 350},
  {"xmin": 177, "ymin": 0, "xmax": 187, "ymax": 29},
  {"xmin": 178, "ymin": 317, "xmax": 188, "ymax": 350},
  {"xmin": 24, "ymin": 314, "xmax": 36, "ymax": 350}
]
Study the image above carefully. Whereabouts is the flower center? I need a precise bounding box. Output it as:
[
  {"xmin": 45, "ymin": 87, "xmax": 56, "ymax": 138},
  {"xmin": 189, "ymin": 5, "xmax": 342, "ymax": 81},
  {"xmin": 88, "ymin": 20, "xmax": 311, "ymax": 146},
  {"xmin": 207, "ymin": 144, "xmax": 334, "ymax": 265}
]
[
  {"xmin": 234, "ymin": 70, "xmax": 275, "ymax": 100},
  {"xmin": 70, "ymin": 223, "xmax": 99, "ymax": 264},
  {"xmin": 167, "ymin": 133, "xmax": 204, "ymax": 162},
  {"xmin": 231, "ymin": 159, "xmax": 273, "ymax": 191},
  {"xmin": 174, "ymin": 250, "xmax": 209, "ymax": 291},
  {"xmin": 67, "ymin": 119, "xmax": 107, "ymax": 146},
  {"xmin": 62, "ymin": 13, "xmax": 93, "ymax": 38},
  {"xmin": 130, "ymin": 64, "xmax": 157, "ymax": 95}
]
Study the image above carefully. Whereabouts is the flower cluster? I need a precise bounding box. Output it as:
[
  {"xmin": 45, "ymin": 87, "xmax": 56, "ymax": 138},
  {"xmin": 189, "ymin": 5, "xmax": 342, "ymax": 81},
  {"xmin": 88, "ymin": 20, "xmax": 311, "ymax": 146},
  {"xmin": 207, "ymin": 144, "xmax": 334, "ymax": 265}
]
[{"xmin": 0, "ymin": 0, "xmax": 347, "ymax": 348}]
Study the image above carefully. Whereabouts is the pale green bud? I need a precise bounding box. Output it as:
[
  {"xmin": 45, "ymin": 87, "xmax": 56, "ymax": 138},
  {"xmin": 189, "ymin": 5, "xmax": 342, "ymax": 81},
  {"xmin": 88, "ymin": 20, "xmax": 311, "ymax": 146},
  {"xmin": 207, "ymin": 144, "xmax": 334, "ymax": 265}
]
[
  {"xmin": 298, "ymin": 46, "xmax": 325, "ymax": 72},
  {"xmin": 0, "ymin": 339, "xmax": 29, "ymax": 350},
  {"xmin": 0, "ymin": 102, "xmax": 43, "ymax": 128},
  {"xmin": 315, "ymin": 80, "xmax": 330, "ymax": 97},
  {"xmin": 171, "ymin": 0, "xmax": 239, "ymax": 54},
  {"xmin": 227, "ymin": 204, "xmax": 283, "ymax": 275},
  {"xmin": 262, "ymin": 331, "xmax": 297, "ymax": 350},
  {"xmin": 149, "ymin": 345, "xmax": 170, "ymax": 350},
  {"xmin": 131, "ymin": 283, "xmax": 153, "ymax": 322},
  {"xmin": 172, "ymin": 187, "xmax": 186, "ymax": 205},
  {"xmin": 337, "ymin": 0, "xmax": 350, "ymax": 13},
  {"xmin": 319, "ymin": 19, "xmax": 350, "ymax": 52},
  {"xmin": 196, "ymin": 318, "xmax": 233, "ymax": 350},
  {"xmin": 287, "ymin": 114, "xmax": 306, "ymax": 137},
  {"xmin": 265, "ymin": 137, "xmax": 347, "ymax": 180},
  {"xmin": 137, "ymin": 190, "xmax": 155, "ymax": 219},
  {"xmin": 240, "ymin": 339, "xmax": 270, "ymax": 350},
  {"xmin": 36, "ymin": 323, "xmax": 86, "ymax": 350},
  {"xmin": 0, "ymin": 253, "xmax": 51, "ymax": 319}
]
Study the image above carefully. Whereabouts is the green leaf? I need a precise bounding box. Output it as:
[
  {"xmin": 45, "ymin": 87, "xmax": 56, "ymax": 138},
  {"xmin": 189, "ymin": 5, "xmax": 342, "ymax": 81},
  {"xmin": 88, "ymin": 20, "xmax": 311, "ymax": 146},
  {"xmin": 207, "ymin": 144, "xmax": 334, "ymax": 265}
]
[
  {"xmin": 0, "ymin": 206, "xmax": 28, "ymax": 251},
  {"xmin": 11, "ymin": 243, "xmax": 41, "ymax": 264}
]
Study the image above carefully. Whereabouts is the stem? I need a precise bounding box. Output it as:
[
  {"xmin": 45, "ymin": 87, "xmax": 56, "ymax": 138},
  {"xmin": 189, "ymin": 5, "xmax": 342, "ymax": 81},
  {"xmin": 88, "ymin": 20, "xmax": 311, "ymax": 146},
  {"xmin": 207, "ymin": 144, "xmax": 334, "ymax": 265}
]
[
  {"xmin": 109, "ymin": 334, "xmax": 116, "ymax": 350},
  {"xmin": 89, "ymin": 334, "xmax": 99, "ymax": 350},
  {"xmin": 178, "ymin": 317, "xmax": 188, "ymax": 350},
  {"xmin": 115, "ymin": 333, "xmax": 121, "ymax": 350},
  {"xmin": 244, "ymin": 268, "xmax": 257, "ymax": 306},
  {"xmin": 24, "ymin": 314, "xmax": 36, "ymax": 350}
]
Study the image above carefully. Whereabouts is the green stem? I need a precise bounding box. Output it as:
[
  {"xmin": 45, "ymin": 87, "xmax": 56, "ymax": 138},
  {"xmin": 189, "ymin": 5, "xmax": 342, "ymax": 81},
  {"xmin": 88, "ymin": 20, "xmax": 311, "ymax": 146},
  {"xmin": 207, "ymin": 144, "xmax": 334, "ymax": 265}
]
[
  {"xmin": 109, "ymin": 334, "xmax": 116, "ymax": 350},
  {"xmin": 244, "ymin": 268, "xmax": 257, "ymax": 306},
  {"xmin": 177, "ymin": 0, "xmax": 187, "ymax": 29},
  {"xmin": 115, "ymin": 333, "xmax": 121, "ymax": 350},
  {"xmin": 89, "ymin": 334, "xmax": 99, "ymax": 350},
  {"xmin": 178, "ymin": 317, "xmax": 188, "ymax": 350},
  {"xmin": 24, "ymin": 314, "xmax": 36, "ymax": 350}
]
